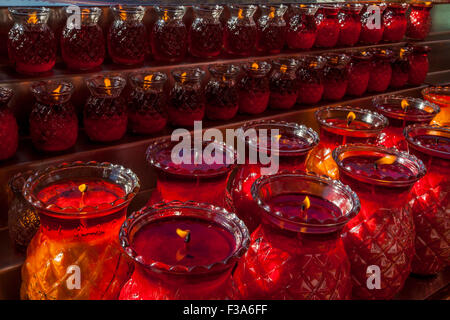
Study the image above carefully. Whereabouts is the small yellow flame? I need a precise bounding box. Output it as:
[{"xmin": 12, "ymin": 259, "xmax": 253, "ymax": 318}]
[
  {"xmin": 52, "ymin": 84, "xmax": 62, "ymax": 94},
  {"xmin": 400, "ymin": 48, "xmax": 406, "ymax": 60},
  {"xmin": 347, "ymin": 111, "xmax": 356, "ymax": 125},
  {"xmin": 27, "ymin": 12, "xmax": 38, "ymax": 24},
  {"xmin": 78, "ymin": 184, "xmax": 87, "ymax": 193},
  {"xmin": 180, "ymin": 72, "xmax": 187, "ymax": 84},
  {"xmin": 301, "ymin": 196, "xmax": 311, "ymax": 211},
  {"xmin": 238, "ymin": 8, "xmax": 244, "ymax": 19},
  {"xmin": 401, "ymin": 99, "xmax": 409, "ymax": 111},
  {"xmin": 251, "ymin": 62, "xmax": 259, "ymax": 70},
  {"xmin": 143, "ymin": 74, "xmax": 153, "ymax": 89},
  {"xmin": 163, "ymin": 9, "xmax": 169, "ymax": 22},
  {"xmin": 104, "ymin": 78, "xmax": 112, "ymax": 95},
  {"xmin": 176, "ymin": 228, "xmax": 190, "ymax": 239},
  {"xmin": 269, "ymin": 7, "xmax": 275, "ymax": 19},
  {"xmin": 280, "ymin": 64, "xmax": 287, "ymax": 73},
  {"xmin": 375, "ymin": 155, "xmax": 397, "ymax": 166},
  {"xmin": 119, "ymin": 5, "xmax": 127, "ymax": 21}
]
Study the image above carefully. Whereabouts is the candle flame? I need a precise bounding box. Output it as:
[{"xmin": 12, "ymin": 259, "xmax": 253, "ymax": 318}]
[
  {"xmin": 52, "ymin": 84, "xmax": 62, "ymax": 94},
  {"xmin": 251, "ymin": 62, "xmax": 259, "ymax": 70},
  {"xmin": 143, "ymin": 74, "xmax": 153, "ymax": 89},
  {"xmin": 401, "ymin": 99, "xmax": 409, "ymax": 111},
  {"xmin": 180, "ymin": 72, "xmax": 187, "ymax": 84},
  {"xmin": 104, "ymin": 78, "xmax": 112, "ymax": 95},
  {"xmin": 301, "ymin": 196, "xmax": 310, "ymax": 212},
  {"xmin": 27, "ymin": 12, "xmax": 38, "ymax": 24},
  {"xmin": 269, "ymin": 7, "xmax": 275, "ymax": 19},
  {"xmin": 400, "ymin": 48, "xmax": 407, "ymax": 60},
  {"xmin": 78, "ymin": 184, "xmax": 87, "ymax": 193},
  {"xmin": 163, "ymin": 10, "xmax": 169, "ymax": 22},
  {"xmin": 119, "ymin": 5, "xmax": 127, "ymax": 21},
  {"xmin": 280, "ymin": 64, "xmax": 287, "ymax": 73},
  {"xmin": 176, "ymin": 228, "xmax": 190, "ymax": 242},
  {"xmin": 347, "ymin": 111, "xmax": 356, "ymax": 126},
  {"xmin": 375, "ymin": 155, "xmax": 397, "ymax": 166},
  {"xmin": 238, "ymin": 8, "xmax": 244, "ymax": 19}
]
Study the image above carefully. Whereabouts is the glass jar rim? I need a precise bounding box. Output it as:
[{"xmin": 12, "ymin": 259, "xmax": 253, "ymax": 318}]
[
  {"xmin": 129, "ymin": 71, "xmax": 167, "ymax": 88},
  {"xmin": 347, "ymin": 49, "xmax": 374, "ymax": 61},
  {"xmin": 298, "ymin": 55, "xmax": 327, "ymax": 70},
  {"xmin": 271, "ymin": 58, "xmax": 299, "ymax": 71},
  {"xmin": 9, "ymin": 170, "xmax": 34, "ymax": 195},
  {"xmin": 238, "ymin": 120, "xmax": 319, "ymax": 156},
  {"xmin": 404, "ymin": 124, "xmax": 450, "ymax": 160},
  {"xmin": 242, "ymin": 61, "xmax": 271, "ymax": 76},
  {"xmin": 111, "ymin": 5, "xmax": 146, "ymax": 14},
  {"xmin": 251, "ymin": 173, "xmax": 360, "ymax": 234},
  {"xmin": 316, "ymin": 106, "xmax": 388, "ymax": 135},
  {"xmin": 341, "ymin": 3, "xmax": 364, "ymax": 12},
  {"xmin": 422, "ymin": 86, "xmax": 450, "ymax": 105},
  {"xmin": 23, "ymin": 161, "xmax": 140, "ymax": 218},
  {"xmin": 324, "ymin": 53, "xmax": 351, "ymax": 68},
  {"xmin": 0, "ymin": 87, "xmax": 13, "ymax": 104},
  {"xmin": 410, "ymin": 1, "xmax": 433, "ymax": 8},
  {"xmin": 373, "ymin": 95, "xmax": 440, "ymax": 122},
  {"xmin": 369, "ymin": 48, "xmax": 395, "ymax": 60},
  {"xmin": 146, "ymin": 137, "xmax": 236, "ymax": 178},
  {"xmin": 31, "ymin": 80, "xmax": 74, "ymax": 100},
  {"xmin": 406, "ymin": 43, "xmax": 431, "ymax": 54},
  {"xmin": 9, "ymin": 7, "xmax": 50, "ymax": 17},
  {"xmin": 119, "ymin": 200, "xmax": 250, "ymax": 275},
  {"xmin": 86, "ymin": 74, "xmax": 126, "ymax": 95},
  {"xmin": 172, "ymin": 67, "xmax": 205, "ymax": 82},
  {"xmin": 193, "ymin": 4, "xmax": 223, "ymax": 12},
  {"xmin": 155, "ymin": 5, "xmax": 186, "ymax": 14},
  {"xmin": 332, "ymin": 144, "xmax": 427, "ymax": 187},
  {"xmin": 208, "ymin": 64, "xmax": 241, "ymax": 79},
  {"xmin": 64, "ymin": 6, "xmax": 102, "ymax": 17}
]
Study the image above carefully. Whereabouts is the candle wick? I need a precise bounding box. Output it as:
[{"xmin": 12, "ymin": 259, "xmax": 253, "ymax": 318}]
[{"xmin": 184, "ymin": 231, "xmax": 191, "ymax": 243}]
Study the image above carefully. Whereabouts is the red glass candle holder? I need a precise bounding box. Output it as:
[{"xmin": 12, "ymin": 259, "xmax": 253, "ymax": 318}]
[
  {"xmin": 234, "ymin": 173, "xmax": 360, "ymax": 300},
  {"xmin": 61, "ymin": 7, "xmax": 105, "ymax": 71},
  {"xmin": 151, "ymin": 6, "xmax": 187, "ymax": 63},
  {"xmin": 383, "ymin": 3, "xmax": 408, "ymax": 42},
  {"xmin": 333, "ymin": 144, "xmax": 426, "ymax": 299},
  {"xmin": 238, "ymin": 61, "xmax": 271, "ymax": 115},
  {"xmin": 407, "ymin": 45, "xmax": 430, "ymax": 86},
  {"xmin": 346, "ymin": 50, "xmax": 372, "ymax": 97},
  {"xmin": 338, "ymin": 3, "xmax": 363, "ymax": 47},
  {"xmin": 306, "ymin": 106, "xmax": 388, "ymax": 179},
  {"xmin": 127, "ymin": 71, "xmax": 168, "ymax": 135},
  {"xmin": 374, "ymin": 95, "xmax": 439, "ymax": 150},
  {"xmin": 224, "ymin": 5, "xmax": 257, "ymax": 56},
  {"xmin": 7, "ymin": 171, "xmax": 40, "ymax": 249},
  {"xmin": 189, "ymin": 5, "xmax": 223, "ymax": 59},
  {"xmin": 29, "ymin": 80, "xmax": 78, "ymax": 152},
  {"xmin": 359, "ymin": 3, "xmax": 386, "ymax": 45},
  {"xmin": 108, "ymin": 5, "xmax": 148, "ymax": 66},
  {"xmin": 146, "ymin": 137, "xmax": 235, "ymax": 206},
  {"xmin": 269, "ymin": 58, "xmax": 299, "ymax": 110},
  {"xmin": 168, "ymin": 67, "xmax": 205, "ymax": 127},
  {"xmin": 315, "ymin": 4, "xmax": 340, "ymax": 48},
  {"xmin": 407, "ymin": 2, "xmax": 433, "ymax": 40},
  {"xmin": 21, "ymin": 161, "xmax": 140, "ymax": 299},
  {"xmin": 256, "ymin": 4, "xmax": 287, "ymax": 54},
  {"xmin": 84, "ymin": 75, "xmax": 127, "ymax": 142},
  {"xmin": 390, "ymin": 47, "xmax": 410, "ymax": 89},
  {"xmin": 8, "ymin": 7, "xmax": 56, "ymax": 74},
  {"xmin": 322, "ymin": 53, "xmax": 351, "ymax": 101},
  {"xmin": 296, "ymin": 55, "xmax": 326, "ymax": 105},
  {"xmin": 367, "ymin": 48, "xmax": 394, "ymax": 93},
  {"xmin": 205, "ymin": 64, "xmax": 240, "ymax": 120},
  {"xmin": 230, "ymin": 120, "xmax": 319, "ymax": 233},
  {"xmin": 422, "ymin": 86, "xmax": 450, "ymax": 126},
  {"xmin": 0, "ymin": 87, "xmax": 18, "ymax": 161},
  {"xmin": 405, "ymin": 125, "xmax": 450, "ymax": 275},
  {"xmin": 285, "ymin": 4, "xmax": 317, "ymax": 50},
  {"xmin": 119, "ymin": 201, "xmax": 249, "ymax": 300}
]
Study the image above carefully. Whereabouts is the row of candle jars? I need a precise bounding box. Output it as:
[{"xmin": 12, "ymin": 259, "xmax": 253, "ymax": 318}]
[
  {"xmin": 6, "ymin": 2, "xmax": 433, "ymax": 74},
  {"xmin": 15, "ymin": 123, "xmax": 448, "ymax": 299}
]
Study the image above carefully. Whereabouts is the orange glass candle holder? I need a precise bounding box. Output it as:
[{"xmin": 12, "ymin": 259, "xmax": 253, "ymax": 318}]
[
  {"xmin": 422, "ymin": 86, "xmax": 450, "ymax": 126},
  {"xmin": 21, "ymin": 161, "xmax": 140, "ymax": 300},
  {"xmin": 306, "ymin": 106, "xmax": 388, "ymax": 179}
]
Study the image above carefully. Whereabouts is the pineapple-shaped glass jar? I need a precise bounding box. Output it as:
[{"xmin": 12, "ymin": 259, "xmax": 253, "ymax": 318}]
[
  {"xmin": 108, "ymin": 5, "xmax": 148, "ymax": 66},
  {"xmin": 151, "ymin": 6, "xmax": 187, "ymax": 63},
  {"xmin": 238, "ymin": 61, "xmax": 271, "ymax": 115},
  {"xmin": 189, "ymin": 5, "xmax": 224, "ymax": 59},
  {"xmin": 285, "ymin": 4, "xmax": 317, "ymax": 51},
  {"xmin": 7, "ymin": 7, "xmax": 56, "ymax": 74},
  {"xmin": 168, "ymin": 67, "xmax": 206, "ymax": 127},
  {"xmin": 205, "ymin": 64, "xmax": 240, "ymax": 120},
  {"xmin": 84, "ymin": 75, "xmax": 127, "ymax": 142},
  {"xmin": 29, "ymin": 80, "xmax": 78, "ymax": 152},
  {"xmin": 269, "ymin": 58, "xmax": 299, "ymax": 110},
  {"xmin": 61, "ymin": 7, "xmax": 105, "ymax": 70},
  {"xmin": 0, "ymin": 87, "xmax": 18, "ymax": 161},
  {"xmin": 224, "ymin": 5, "xmax": 257, "ymax": 56},
  {"xmin": 127, "ymin": 71, "xmax": 168, "ymax": 135},
  {"xmin": 7, "ymin": 171, "xmax": 40, "ymax": 249},
  {"xmin": 256, "ymin": 4, "xmax": 287, "ymax": 54}
]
